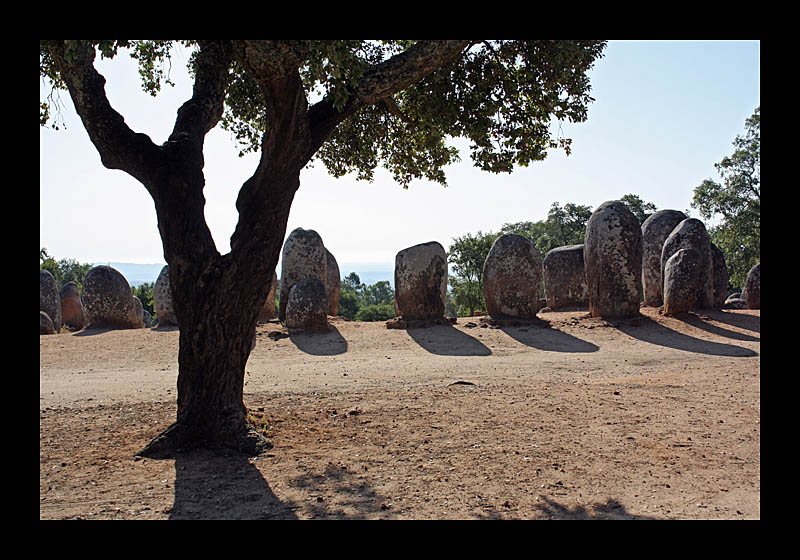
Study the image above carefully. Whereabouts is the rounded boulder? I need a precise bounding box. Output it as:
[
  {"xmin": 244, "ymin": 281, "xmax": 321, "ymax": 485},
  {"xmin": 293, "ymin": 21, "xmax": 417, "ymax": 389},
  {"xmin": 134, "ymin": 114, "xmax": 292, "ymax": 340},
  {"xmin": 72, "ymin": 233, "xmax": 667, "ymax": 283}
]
[
  {"xmin": 286, "ymin": 277, "xmax": 329, "ymax": 332},
  {"xmin": 661, "ymin": 218, "xmax": 714, "ymax": 309},
  {"xmin": 483, "ymin": 233, "xmax": 542, "ymax": 319},
  {"xmin": 83, "ymin": 265, "xmax": 142, "ymax": 329},
  {"xmin": 60, "ymin": 281, "xmax": 88, "ymax": 330}
]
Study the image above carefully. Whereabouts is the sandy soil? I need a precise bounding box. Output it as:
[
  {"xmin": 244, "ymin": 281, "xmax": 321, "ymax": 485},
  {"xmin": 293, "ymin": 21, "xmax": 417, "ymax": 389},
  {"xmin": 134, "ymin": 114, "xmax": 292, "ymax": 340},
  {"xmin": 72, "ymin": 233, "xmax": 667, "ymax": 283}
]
[{"xmin": 39, "ymin": 306, "xmax": 760, "ymax": 520}]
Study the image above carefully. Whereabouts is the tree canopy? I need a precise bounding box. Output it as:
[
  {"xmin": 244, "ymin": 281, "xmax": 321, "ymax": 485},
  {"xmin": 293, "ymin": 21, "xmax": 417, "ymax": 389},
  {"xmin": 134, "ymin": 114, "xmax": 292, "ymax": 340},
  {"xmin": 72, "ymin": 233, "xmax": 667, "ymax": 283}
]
[
  {"xmin": 692, "ymin": 107, "xmax": 760, "ymax": 289},
  {"xmin": 41, "ymin": 40, "xmax": 606, "ymax": 188}
]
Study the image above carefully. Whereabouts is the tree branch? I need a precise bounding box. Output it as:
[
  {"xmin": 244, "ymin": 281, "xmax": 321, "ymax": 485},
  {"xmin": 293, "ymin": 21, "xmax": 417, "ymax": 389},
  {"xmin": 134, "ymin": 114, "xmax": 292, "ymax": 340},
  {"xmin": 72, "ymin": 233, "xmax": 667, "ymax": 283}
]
[
  {"xmin": 49, "ymin": 41, "xmax": 161, "ymax": 186},
  {"xmin": 170, "ymin": 41, "xmax": 233, "ymax": 141},
  {"xmin": 307, "ymin": 40, "xmax": 471, "ymax": 154}
]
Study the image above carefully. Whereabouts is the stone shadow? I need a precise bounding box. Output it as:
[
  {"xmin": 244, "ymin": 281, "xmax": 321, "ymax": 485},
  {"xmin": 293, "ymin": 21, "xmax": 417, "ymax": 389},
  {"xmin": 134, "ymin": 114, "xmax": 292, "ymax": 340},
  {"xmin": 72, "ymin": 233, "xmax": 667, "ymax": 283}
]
[
  {"xmin": 169, "ymin": 449, "xmax": 299, "ymax": 520},
  {"xmin": 289, "ymin": 324, "xmax": 348, "ymax": 356},
  {"xmin": 676, "ymin": 312, "xmax": 760, "ymax": 343},
  {"xmin": 617, "ymin": 316, "xmax": 758, "ymax": 358},
  {"xmin": 406, "ymin": 324, "xmax": 492, "ymax": 356},
  {"xmin": 500, "ymin": 323, "xmax": 599, "ymax": 353},
  {"xmin": 706, "ymin": 309, "xmax": 760, "ymax": 335}
]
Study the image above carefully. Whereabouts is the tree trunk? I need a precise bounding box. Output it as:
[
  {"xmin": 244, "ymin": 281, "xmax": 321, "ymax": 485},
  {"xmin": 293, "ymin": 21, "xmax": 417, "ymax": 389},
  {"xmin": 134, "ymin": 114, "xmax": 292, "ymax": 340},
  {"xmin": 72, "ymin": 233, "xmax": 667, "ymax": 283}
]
[{"xmin": 138, "ymin": 168, "xmax": 299, "ymax": 458}]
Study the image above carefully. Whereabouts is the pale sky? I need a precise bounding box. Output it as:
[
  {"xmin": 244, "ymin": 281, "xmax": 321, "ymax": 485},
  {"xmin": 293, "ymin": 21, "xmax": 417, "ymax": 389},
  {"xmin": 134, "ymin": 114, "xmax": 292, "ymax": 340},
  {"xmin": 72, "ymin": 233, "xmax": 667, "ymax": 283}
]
[{"xmin": 40, "ymin": 40, "xmax": 760, "ymax": 273}]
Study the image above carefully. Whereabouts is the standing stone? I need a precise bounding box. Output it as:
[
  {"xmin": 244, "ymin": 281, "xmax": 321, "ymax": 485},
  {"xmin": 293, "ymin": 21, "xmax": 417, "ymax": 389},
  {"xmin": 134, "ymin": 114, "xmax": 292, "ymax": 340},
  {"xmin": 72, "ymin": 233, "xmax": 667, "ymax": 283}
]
[
  {"xmin": 153, "ymin": 265, "xmax": 178, "ymax": 327},
  {"xmin": 326, "ymin": 249, "xmax": 340, "ymax": 316},
  {"xmin": 542, "ymin": 244, "xmax": 588, "ymax": 310},
  {"xmin": 661, "ymin": 218, "xmax": 714, "ymax": 309},
  {"xmin": 744, "ymin": 263, "xmax": 760, "ymax": 309},
  {"xmin": 393, "ymin": 241, "xmax": 447, "ymax": 321},
  {"xmin": 83, "ymin": 265, "xmax": 141, "ymax": 329},
  {"xmin": 584, "ymin": 200, "xmax": 643, "ymax": 319},
  {"xmin": 279, "ymin": 228, "xmax": 327, "ymax": 322},
  {"xmin": 663, "ymin": 248, "xmax": 703, "ymax": 315},
  {"xmin": 132, "ymin": 296, "xmax": 145, "ymax": 328},
  {"xmin": 710, "ymin": 243, "xmax": 728, "ymax": 309},
  {"xmin": 641, "ymin": 209, "xmax": 687, "ymax": 306},
  {"xmin": 60, "ymin": 281, "xmax": 88, "ymax": 330},
  {"xmin": 482, "ymin": 233, "xmax": 542, "ymax": 319},
  {"xmin": 258, "ymin": 269, "xmax": 278, "ymax": 322},
  {"xmin": 40, "ymin": 311, "xmax": 56, "ymax": 334},
  {"xmin": 285, "ymin": 277, "xmax": 329, "ymax": 332},
  {"xmin": 40, "ymin": 269, "xmax": 62, "ymax": 332}
]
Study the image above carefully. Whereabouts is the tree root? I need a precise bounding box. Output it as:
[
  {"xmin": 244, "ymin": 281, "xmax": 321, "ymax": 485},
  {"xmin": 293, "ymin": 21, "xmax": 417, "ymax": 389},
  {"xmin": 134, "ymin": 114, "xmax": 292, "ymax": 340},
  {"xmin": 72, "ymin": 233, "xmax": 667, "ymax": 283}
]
[{"xmin": 137, "ymin": 420, "xmax": 273, "ymax": 459}]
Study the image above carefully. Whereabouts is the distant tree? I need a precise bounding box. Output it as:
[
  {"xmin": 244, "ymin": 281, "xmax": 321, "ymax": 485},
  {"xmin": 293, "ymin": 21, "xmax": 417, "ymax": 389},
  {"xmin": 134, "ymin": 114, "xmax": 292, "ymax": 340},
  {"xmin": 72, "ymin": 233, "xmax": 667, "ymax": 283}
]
[
  {"xmin": 502, "ymin": 201, "xmax": 592, "ymax": 254},
  {"xmin": 361, "ymin": 280, "xmax": 393, "ymax": 307},
  {"xmin": 132, "ymin": 282, "xmax": 155, "ymax": 317},
  {"xmin": 619, "ymin": 193, "xmax": 657, "ymax": 224},
  {"xmin": 354, "ymin": 303, "xmax": 395, "ymax": 322},
  {"xmin": 40, "ymin": 248, "xmax": 92, "ymax": 291},
  {"xmin": 447, "ymin": 230, "xmax": 499, "ymax": 316},
  {"xmin": 41, "ymin": 39, "xmax": 606, "ymax": 457},
  {"xmin": 692, "ymin": 107, "xmax": 760, "ymax": 289}
]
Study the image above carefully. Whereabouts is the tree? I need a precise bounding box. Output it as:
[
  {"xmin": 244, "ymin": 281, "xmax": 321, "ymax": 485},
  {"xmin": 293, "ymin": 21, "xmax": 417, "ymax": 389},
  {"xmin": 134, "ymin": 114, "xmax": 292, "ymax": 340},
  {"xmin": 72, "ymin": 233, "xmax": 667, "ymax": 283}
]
[
  {"xmin": 40, "ymin": 248, "xmax": 92, "ymax": 291},
  {"xmin": 41, "ymin": 40, "xmax": 606, "ymax": 457},
  {"xmin": 619, "ymin": 193, "xmax": 657, "ymax": 225},
  {"xmin": 447, "ymin": 230, "xmax": 500, "ymax": 316},
  {"xmin": 691, "ymin": 107, "xmax": 760, "ymax": 289}
]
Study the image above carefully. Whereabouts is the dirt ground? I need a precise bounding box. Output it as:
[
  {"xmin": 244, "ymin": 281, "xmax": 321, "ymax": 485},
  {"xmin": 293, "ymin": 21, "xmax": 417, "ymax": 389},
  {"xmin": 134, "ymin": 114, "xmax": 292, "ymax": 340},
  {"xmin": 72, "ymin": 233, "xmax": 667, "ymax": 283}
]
[{"xmin": 39, "ymin": 306, "xmax": 760, "ymax": 520}]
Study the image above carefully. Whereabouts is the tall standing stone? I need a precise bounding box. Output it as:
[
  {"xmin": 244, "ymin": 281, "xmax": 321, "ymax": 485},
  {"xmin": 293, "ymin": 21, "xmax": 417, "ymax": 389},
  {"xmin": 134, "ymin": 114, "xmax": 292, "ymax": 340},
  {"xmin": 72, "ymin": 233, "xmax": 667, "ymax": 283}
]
[
  {"xmin": 393, "ymin": 241, "xmax": 447, "ymax": 321},
  {"xmin": 60, "ymin": 281, "xmax": 88, "ymax": 330},
  {"xmin": 584, "ymin": 200, "xmax": 643, "ymax": 319},
  {"xmin": 641, "ymin": 209, "xmax": 687, "ymax": 306},
  {"xmin": 258, "ymin": 269, "xmax": 278, "ymax": 322},
  {"xmin": 744, "ymin": 263, "xmax": 760, "ymax": 309},
  {"xmin": 83, "ymin": 265, "xmax": 142, "ymax": 329},
  {"xmin": 326, "ymin": 249, "xmax": 340, "ymax": 317},
  {"xmin": 661, "ymin": 218, "xmax": 714, "ymax": 309},
  {"xmin": 482, "ymin": 233, "xmax": 542, "ymax": 319},
  {"xmin": 153, "ymin": 265, "xmax": 178, "ymax": 327},
  {"xmin": 663, "ymin": 248, "xmax": 703, "ymax": 315},
  {"xmin": 40, "ymin": 269, "xmax": 62, "ymax": 332},
  {"xmin": 542, "ymin": 244, "xmax": 588, "ymax": 310},
  {"xmin": 710, "ymin": 243, "xmax": 729, "ymax": 309},
  {"xmin": 279, "ymin": 228, "xmax": 328, "ymax": 322}
]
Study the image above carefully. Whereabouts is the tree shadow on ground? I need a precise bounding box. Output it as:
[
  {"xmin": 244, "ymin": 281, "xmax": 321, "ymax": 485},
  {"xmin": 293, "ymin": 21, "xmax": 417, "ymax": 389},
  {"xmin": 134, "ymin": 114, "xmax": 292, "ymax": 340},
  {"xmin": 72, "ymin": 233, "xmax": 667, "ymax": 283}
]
[
  {"xmin": 406, "ymin": 324, "xmax": 492, "ymax": 356},
  {"xmin": 531, "ymin": 496, "xmax": 658, "ymax": 520},
  {"xmin": 500, "ymin": 323, "xmax": 599, "ymax": 353},
  {"xmin": 169, "ymin": 449, "xmax": 299, "ymax": 520},
  {"xmin": 286, "ymin": 461, "xmax": 396, "ymax": 519},
  {"xmin": 617, "ymin": 316, "xmax": 758, "ymax": 358},
  {"xmin": 289, "ymin": 324, "xmax": 348, "ymax": 356},
  {"xmin": 676, "ymin": 312, "xmax": 760, "ymax": 343}
]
